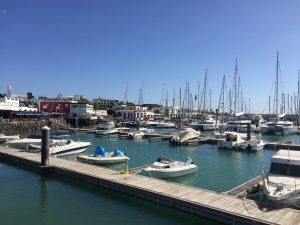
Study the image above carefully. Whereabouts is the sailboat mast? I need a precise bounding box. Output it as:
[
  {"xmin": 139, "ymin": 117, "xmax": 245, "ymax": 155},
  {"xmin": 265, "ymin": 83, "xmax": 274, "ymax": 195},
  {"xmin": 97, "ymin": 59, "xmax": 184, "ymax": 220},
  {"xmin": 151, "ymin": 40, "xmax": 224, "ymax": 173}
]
[
  {"xmin": 234, "ymin": 58, "xmax": 238, "ymax": 115},
  {"xmin": 197, "ymin": 80, "xmax": 200, "ymax": 115},
  {"xmin": 296, "ymin": 70, "xmax": 300, "ymax": 115},
  {"xmin": 203, "ymin": 69, "xmax": 207, "ymax": 112},
  {"xmin": 275, "ymin": 51, "xmax": 279, "ymax": 118},
  {"xmin": 179, "ymin": 87, "xmax": 182, "ymax": 117}
]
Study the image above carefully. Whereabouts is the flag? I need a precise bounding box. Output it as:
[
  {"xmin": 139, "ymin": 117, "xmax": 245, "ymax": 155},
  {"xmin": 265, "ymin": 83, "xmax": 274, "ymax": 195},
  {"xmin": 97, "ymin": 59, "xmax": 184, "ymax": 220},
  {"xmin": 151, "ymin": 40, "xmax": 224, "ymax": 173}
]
[{"xmin": 195, "ymin": 95, "xmax": 197, "ymax": 100}]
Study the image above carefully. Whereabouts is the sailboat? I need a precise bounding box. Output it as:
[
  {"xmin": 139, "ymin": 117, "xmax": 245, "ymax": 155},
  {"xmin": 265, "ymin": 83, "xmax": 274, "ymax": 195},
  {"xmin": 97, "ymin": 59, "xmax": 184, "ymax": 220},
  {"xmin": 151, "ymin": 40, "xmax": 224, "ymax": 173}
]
[{"xmin": 260, "ymin": 52, "xmax": 297, "ymax": 135}]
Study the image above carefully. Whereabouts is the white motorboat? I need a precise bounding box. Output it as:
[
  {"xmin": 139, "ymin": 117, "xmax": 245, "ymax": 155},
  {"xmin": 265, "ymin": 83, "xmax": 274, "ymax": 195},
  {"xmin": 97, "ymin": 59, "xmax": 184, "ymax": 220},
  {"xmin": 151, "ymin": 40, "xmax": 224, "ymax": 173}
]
[
  {"xmin": 144, "ymin": 157, "xmax": 198, "ymax": 179},
  {"xmin": 7, "ymin": 138, "xmax": 66, "ymax": 151},
  {"xmin": 0, "ymin": 134, "xmax": 20, "ymax": 143},
  {"xmin": 263, "ymin": 149, "xmax": 300, "ymax": 206},
  {"xmin": 50, "ymin": 140, "xmax": 91, "ymax": 156},
  {"xmin": 97, "ymin": 121, "xmax": 115, "ymax": 130},
  {"xmin": 77, "ymin": 147, "xmax": 129, "ymax": 164},
  {"xmin": 170, "ymin": 128, "xmax": 201, "ymax": 145},
  {"xmin": 94, "ymin": 128, "xmax": 119, "ymax": 137},
  {"xmin": 127, "ymin": 130, "xmax": 145, "ymax": 139},
  {"xmin": 138, "ymin": 127, "xmax": 154, "ymax": 133},
  {"xmin": 260, "ymin": 118, "xmax": 297, "ymax": 135},
  {"xmin": 217, "ymin": 132, "xmax": 247, "ymax": 149},
  {"xmin": 156, "ymin": 121, "xmax": 176, "ymax": 128},
  {"xmin": 239, "ymin": 138, "xmax": 265, "ymax": 151},
  {"xmin": 226, "ymin": 120, "xmax": 253, "ymax": 133},
  {"xmin": 188, "ymin": 117, "xmax": 220, "ymax": 131}
]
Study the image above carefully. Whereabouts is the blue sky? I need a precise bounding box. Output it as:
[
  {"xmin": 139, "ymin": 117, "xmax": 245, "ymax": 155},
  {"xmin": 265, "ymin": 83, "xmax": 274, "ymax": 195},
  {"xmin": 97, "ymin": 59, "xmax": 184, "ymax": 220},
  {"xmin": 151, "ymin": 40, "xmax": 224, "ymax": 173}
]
[{"xmin": 1, "ymin": 0, "xmax": 300, "ymax": 113}]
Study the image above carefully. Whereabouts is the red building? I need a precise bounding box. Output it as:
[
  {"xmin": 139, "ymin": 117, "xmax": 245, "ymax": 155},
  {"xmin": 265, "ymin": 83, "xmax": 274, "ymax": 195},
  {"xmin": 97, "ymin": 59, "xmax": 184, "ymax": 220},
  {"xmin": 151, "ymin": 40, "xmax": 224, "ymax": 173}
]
[{"xmin": 39, "ymin": 101, "xmax": 71, "ymax": 114}]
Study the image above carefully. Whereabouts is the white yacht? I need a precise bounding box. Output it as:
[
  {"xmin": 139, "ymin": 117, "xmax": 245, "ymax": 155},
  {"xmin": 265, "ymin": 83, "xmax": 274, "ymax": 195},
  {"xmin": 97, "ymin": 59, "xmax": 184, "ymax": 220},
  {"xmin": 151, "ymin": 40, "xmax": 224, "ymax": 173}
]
[
  {"xmin": 260, "ymin": 118, "xmax": 297, "ymax": 135},
  {"xmin": 261, "ymin": 53, "xmax": 297, "ymax": 136},
  {"xmin": 144, "ymin": 157, "xmax": 198, "ymax": 179},
  {"xmin": 226, "ymin": 120, "xmax": 253, "ymax": 133},
  {"xmin": 156, "ymin": 121, "xmax": 176, "ymax": 128},
  {"xmin": 217, "ymin": 131, "xmax": 265, "ymax": 151},
  {"xmin": 127, "ymin": 130, "xmax": 145, "ymax": 139},
  {"xmin": 7, "ymin": 138, "xmax": 66, "ymax": 151},
  {"xmin": 263, "ymin": 150, "xmax": 300, "ymax": 206},
  {"xmin": 189, "ymin": 117, "xmax": 221, "ymax": 131},
  {"xmin": 239, "ymin": 137, "xmax": 265, "ymax": 151},
  {"xmin": 0, "ymin": 134, "xmax": 20, "ymax": 143},
  {"xmin": 94, "ymin": 128, "xmax": 119, "ymax": 137},
  {"xmin": 50, "ymin": 139, "xmax": 91, "ymax": 156},
  {"xmin": 170, "ymin": 128, "xmax": 201, "ymax": 145},
  {"xmin": 217, "ymin": 132, "xmax": 247, "ymax": 149},
  {"xmin": 138, "ymin": 127, "xmax": 154, "ymax": 133},
  {"xmin": 97, "ymin": 121, "xmax": 115, "ymax": 130}
]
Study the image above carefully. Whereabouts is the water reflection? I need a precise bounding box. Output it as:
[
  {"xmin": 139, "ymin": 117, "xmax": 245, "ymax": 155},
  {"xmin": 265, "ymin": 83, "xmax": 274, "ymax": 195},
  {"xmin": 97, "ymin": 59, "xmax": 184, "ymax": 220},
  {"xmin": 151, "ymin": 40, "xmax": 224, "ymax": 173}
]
[{"xmin": 38, "ymin": 177, "xmax": 48, "ymax": 220}]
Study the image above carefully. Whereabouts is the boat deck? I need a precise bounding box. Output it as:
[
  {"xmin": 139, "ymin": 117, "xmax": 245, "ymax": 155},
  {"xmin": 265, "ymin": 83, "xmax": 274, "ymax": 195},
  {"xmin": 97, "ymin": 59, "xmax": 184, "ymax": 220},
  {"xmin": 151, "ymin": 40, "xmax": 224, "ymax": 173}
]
[{"xmin": 0, "ymin": 146, "xmax": 300, "ymax": 225}]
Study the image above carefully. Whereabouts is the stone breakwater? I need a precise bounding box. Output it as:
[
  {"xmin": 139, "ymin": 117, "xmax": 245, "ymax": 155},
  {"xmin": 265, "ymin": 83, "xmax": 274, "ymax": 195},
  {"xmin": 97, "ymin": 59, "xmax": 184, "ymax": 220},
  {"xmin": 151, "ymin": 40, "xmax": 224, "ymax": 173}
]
[{"xmin": 0, "ymin": 119, "xmax": 63, "ymax": 135}]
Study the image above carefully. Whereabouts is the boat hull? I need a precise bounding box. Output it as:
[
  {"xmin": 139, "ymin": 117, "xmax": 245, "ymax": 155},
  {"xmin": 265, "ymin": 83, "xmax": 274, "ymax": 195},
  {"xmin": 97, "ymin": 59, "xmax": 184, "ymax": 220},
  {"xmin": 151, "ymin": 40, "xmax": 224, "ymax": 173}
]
[
  {"xmin": 77, "ymin": 155, "xmax": 129, "ymax": 164},
  {"xmin": 146, "ymin": 166, "xmax": 198, "ymax": 179},
  {"xmin": 51, "ymin": 147, "xmax": 88, "ymax": 156},
  {"xmin": 50, "ymin": 141, "xmax": 91, "ymax": 157}
]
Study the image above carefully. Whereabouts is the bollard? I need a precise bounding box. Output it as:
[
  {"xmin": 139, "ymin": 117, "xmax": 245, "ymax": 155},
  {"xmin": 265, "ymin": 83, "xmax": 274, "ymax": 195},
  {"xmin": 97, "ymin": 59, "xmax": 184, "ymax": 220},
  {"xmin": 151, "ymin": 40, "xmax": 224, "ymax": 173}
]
[
  {"xmin": 41, "ymin": 126, "xmax": 50, "ymax": 167},
  {"xmin": 247, "ymin": 123, "xmax": 251, "ymax": 141},
  {"xmin": 75, "ymin": 116, "xmax": 78, "ymax": 128},
  {"xmin": 136, "ymin": 119, "xmax": 140, "ymax": 131}
]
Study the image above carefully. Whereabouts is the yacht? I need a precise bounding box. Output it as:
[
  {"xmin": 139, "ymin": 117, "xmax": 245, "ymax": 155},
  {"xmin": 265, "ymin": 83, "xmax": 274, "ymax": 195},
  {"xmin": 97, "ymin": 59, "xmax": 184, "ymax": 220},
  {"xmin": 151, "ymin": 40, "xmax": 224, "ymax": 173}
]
[
  {"xmin": 170, "ymin": 128, "xmax": 201, "ymax": 145},
  {"xmin": 217, "ymin": 132, "xmax": 247, "ymax": 149},
  {"xmin": 97, "ymin": 121, "xmax": 115, "ymax": 130},
  {"xmin": 261, "ymin": 53, "xmax": 297, "ymax": 135},
  {"xmin": 50, "ymin": 139, "xmax": 91, "ymax": 156},
  {"xmin": 156, "ymin": 121, "xmax": 176, "ymax": 128},
  {"xmin": 239, "ymin": 137, "xmax": 265, "ymax": 151},
  {"xmin": 263, "ymin": 150, "xmax": 300, "ymax": 205},
  {"xmin": 94, "ymin": 128, "xmax": 119, "ymax": 137},
  {"xmin": 0, "ymin": 134, "xmax": 20, "ymax": 143},
  {"xmin": 188, "ymin": 117, "xmax": 221, "ymax": 131},
  {"xmin": 127, "ymin": 130, "xmax": 145, "ymax": 139},
  {"xmin": 261, "ymin": 117, "xmax": 297, "ymax": 135},
  {"xmin": 144, "ymin": 157, "xmax": 198, "ymax": 179},
  {"xmin": 7, "ymin": 138, "xmax": 66, "ymax": 151},
  {"xmin": 226, "ymin": 120, "xmax": 253, "ymax": 133},
  {"xmin": 138, "ymin": 127, "xmax": 154, "ymax": 133}
]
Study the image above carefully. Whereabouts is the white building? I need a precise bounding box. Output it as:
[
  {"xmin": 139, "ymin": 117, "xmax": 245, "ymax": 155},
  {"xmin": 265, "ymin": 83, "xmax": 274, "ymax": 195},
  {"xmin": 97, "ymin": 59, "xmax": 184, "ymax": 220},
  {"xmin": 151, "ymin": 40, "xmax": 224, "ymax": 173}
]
[
  {"xmin": 69, "ymin": 103, "xmax": 107, "ymax": 119},
  {"xmin": 0, "ymin": 97, "xmax": 20, "ymax": 111},
  {"xmin": 93, "ymin": 98, "xmax": 119, "ymax": 108},
  {"xmin": 168, "ymin": 106, "xmax": 180, "ymax": 118},
  {"xmin": 116, "ymin": 105, "xmax": 155, "ymax": 120},
  {"xmin": 70, "ymin": 103, "xmax": 94, "ymax": 115}
]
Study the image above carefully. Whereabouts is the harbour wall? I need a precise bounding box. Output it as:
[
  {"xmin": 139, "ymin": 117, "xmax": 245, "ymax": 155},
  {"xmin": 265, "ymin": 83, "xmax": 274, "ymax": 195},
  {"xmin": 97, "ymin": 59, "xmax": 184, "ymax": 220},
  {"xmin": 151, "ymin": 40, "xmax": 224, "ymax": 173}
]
[{"xmin": 0, "ymin": 119, "xmax": 63, "ymax": 135}]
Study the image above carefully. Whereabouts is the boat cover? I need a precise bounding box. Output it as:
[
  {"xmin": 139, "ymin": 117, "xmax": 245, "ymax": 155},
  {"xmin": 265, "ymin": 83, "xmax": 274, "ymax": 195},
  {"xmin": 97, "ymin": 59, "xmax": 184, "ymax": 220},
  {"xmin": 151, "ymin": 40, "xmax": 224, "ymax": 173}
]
[
  {"xmin": 113, "ymin": 149, "xmax": 125, "ymax": 157},
  {"xmin": 94, "ymin": 146, "xmax": 107, "ymax": 157}
]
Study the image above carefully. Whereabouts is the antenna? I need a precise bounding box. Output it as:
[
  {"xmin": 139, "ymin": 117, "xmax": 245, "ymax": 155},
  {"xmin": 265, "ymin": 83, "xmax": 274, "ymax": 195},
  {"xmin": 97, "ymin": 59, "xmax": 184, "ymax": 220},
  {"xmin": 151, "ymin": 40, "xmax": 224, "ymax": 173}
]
[{"xmin": 124, "ymin": 81, "xmax": 128, "ymax": 104}]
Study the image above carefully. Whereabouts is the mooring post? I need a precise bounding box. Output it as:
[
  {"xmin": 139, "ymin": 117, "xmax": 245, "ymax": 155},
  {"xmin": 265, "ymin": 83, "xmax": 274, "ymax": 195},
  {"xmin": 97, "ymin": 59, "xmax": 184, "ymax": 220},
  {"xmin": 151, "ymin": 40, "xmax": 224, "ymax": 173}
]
[
  {"xmin": 41, "ymin": 126, "xmax": 50, "ymax": 171},
  {"xmin": 247, "ymin": 123, "xmax": 251, "ymax": 141},
  {"xmin": 136, "ymin": 118, "xmax": 140, "ymax": 131}
]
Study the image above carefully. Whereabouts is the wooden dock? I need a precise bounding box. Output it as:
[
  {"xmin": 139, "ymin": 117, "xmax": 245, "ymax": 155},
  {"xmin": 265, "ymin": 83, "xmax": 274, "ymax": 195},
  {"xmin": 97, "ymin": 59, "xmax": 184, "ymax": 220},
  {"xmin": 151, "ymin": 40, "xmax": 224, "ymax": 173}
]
[
  {"xmin": 226, "ymin": 176, "xmax": 263, "ymax": 198},
  {"xmin": 264, "ymin": 142, "xmax": 300, "ymax": 150},
  {"xmin": 1, "ymin": 146, "xmax": 300, "ymax": 225}
]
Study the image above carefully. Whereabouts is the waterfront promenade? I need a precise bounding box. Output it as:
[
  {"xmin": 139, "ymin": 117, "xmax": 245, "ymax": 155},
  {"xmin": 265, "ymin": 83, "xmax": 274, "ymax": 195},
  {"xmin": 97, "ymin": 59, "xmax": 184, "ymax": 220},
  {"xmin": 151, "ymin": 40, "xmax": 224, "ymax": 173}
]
[{"xmin": 0, "ymin": 146, "xmax": 299, "ymax": 225}]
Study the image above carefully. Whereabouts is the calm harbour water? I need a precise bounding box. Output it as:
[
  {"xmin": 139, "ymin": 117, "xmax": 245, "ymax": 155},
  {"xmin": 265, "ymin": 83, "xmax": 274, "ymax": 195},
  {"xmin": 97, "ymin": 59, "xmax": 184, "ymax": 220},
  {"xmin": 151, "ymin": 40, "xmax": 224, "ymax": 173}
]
[{"xmin": 1, "ymin": 130, "xmax": 299, "ymax": 225}]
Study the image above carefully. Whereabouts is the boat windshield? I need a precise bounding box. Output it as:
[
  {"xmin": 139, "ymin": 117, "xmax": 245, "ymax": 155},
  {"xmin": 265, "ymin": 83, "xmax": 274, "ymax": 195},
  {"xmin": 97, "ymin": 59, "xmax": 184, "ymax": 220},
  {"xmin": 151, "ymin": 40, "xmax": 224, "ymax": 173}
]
[{"xmin": 270, "ymin": 162, "xmax": 300, "ymax": 177}]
